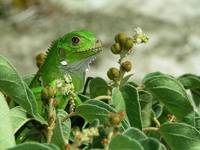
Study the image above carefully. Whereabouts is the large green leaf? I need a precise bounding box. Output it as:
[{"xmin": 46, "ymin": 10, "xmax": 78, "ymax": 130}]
[
  {"xmin": 7, "ymin": 143, "xmax": 59, "ymax": 150},
  {"xmin": 0, "ymin": 92, "xmax": 16, "ymax": 149},
  {"xmin": 152, "ymin": 103, "xmax": 163, "ymax": 119},
  {"xmin": 178, "ymin": 74, "xmax": 200, "ymax": 89},
  {"xmin": 76, "ymin": 102, "xmax": 109, "ymax": 124},
  {"xmin": 10, "ymin": 106, "xmax": 31, "ymax": 133},
  {"xmin": 0, "ymin": 55, "xmax": 45, "ymax": 124},
  {"xmin": 51, "ymin": 110, "xmax": 71, "ymax": 150},
  {"xmin": 76, "ymin": 100, "xmax": 130, "ymax": 131},
  {"xmin": 23, "ymin": 74, "xmax": 35, "ymax": 85},
  {"xmin": 109, "ymin": 135, "xmax": 144, "ymax": 150},
  {"xmin": 122, "ymin": 127, "xmax": 166, "ymax": 149},
  {"xmin": 139, "ymin": 90, "xmax": 153, "ymax": 127},
  {"xmin": 89, "ymin": 77, "xmax": 108, "ymax": 98},
  {"xmin": 123, "ymin": 127, "xmax": 147, "ymax": 141},
  {"xmin": 121, "ymin": 84, "xmax": 142, "ymax": 130},
  {"xmin": 160, "ymin": 123, "xmax": 200, "ymax": 150},
  {"xmin": 142, "ymin": 72, "xmax": 163, "ymax": 83},
  {"xmin": 111, "ymin": 87, "xmax": 125, "ymax": 111},
  {"xmin": 59, "ymin": 111, "xmax": 71, "ymax": 143},
  {"xmin": 143, "ymin": 72, "xmax": 194, "ymax": 123},
  {"xmin": 140, "ymin": 138, "xmax": 166, "ymax": 150},
  {"xmin": 191, "ymin": 90, "xmax": 200, "ymax": 111},
  {"xmin": 178, "ymin": 74, "xmax": 200, "ymax": 113}
]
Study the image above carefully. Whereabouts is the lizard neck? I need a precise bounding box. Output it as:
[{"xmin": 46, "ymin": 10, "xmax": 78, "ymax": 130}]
[
  {"xmin": 30, "ymin": 42, "xmax": 62, "ymax": 87},
  {"xmin": 39, "ymin": 47, "xmax": 61, "ymax": 85},
  {"xmin": 38, "ymin": 49, "xmax": 62, "ymax": 85}
]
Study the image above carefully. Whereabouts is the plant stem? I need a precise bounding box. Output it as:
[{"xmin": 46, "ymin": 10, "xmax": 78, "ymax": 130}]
[
  {"xmin": 143, "ymin": 127, "xmax": 159, "ymax": 132},
  {"xmin": 47, "ymin": 98, "xmax": 56, "ymax": 143},
  {"xmin": 105, "ymin": 130, "xmax": 114, "ymax": 150},
  {"xmin": 94, "ymin": 95, "xmax": 112, "ymax": 101},
  {"xmin": 153, "ymin": 117, "xmax": 161, "ymax": 128},
  {"xmin": 61, "ymin": 111, "xmax": 77, "ymax": 123},
  {"xmin": 117, "ymin": 51, "xmax": 127, "ymax": 85}
]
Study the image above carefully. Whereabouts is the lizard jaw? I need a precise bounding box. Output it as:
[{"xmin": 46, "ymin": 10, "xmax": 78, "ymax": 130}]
[
  {"xmin": 59, "ymin": 47, "xmax": 100, "ymax": 67},
  {"xmin": 75, "ymin": 39, "xmax": 102, "ymax": 54},
  {"xmin": 59, "ymin": 39, "xmax": 102, "ymax": 72},
  {"xmin": 59, "ymin": 55, "xmax": 98, "ymax": 74}
]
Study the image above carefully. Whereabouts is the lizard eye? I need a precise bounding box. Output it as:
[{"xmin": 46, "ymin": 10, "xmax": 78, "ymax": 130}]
[{"xmin": 72, "ymin": 36, "xmax": 80, "ymax": 45}]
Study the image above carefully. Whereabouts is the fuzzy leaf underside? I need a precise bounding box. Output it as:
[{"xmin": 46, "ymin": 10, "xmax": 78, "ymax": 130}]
[
  {"xmin": 109, "ymin": 135, "xmax": 144, "ymax": 150},
  {"xmin": 143, "ymin": 72, "xmax": 195, "ymax": 124},
  {"xmin": 51, "ymin": 110, "xmax": 71, "ymax": 150},
  {"xmin": 10, "ymin": 106, "xmax": 31, "ymax": 133},
  {"xmin": 76, "ymin": 99, "xmax": 130, "ymax": 131},
  {"xmin": 7, "ymin": 143, "xmax": 59, "ymax": 150},
  {"xmin": 0, "ymin": 92, "xmax": 16, "ymax": 149},
  {"xmin": 89, "ymin": 77, "xmax": 109, "ymax": 98},
  {"xmin": 0, "ymin": 55, "xmax": 45, "ymax": 124},
  {"xmin": 121, "ymin": 84, "xmax": 142, "ymax": 130},
  {"xmin": 160, "ymin": 123, "xmax": 200, "ymax": 150}
]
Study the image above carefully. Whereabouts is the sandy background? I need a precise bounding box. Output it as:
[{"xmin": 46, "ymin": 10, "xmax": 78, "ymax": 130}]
[{"xmin": 0, "ymin": 0, "xmax": 200, "ymax": 81}]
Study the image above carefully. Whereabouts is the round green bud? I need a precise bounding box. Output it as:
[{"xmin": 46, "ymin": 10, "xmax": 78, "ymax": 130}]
[
  {"xmin": 120, "ymin": 61, "xmax": 132, "ymax": 72},
  {"xmin": 111, "ymin": 43, "xmax": 121, "ymax": 54},
  {"xmin": 107, "ymin": 67, "xmax": 120, "ymax": 80},
  {"xmin": 115, "ymin": 33, "xmax": 127, "ymax": 46},
  {"xmin": 123, "ymin": 38, "xmax": 134, "ymax": 50}
]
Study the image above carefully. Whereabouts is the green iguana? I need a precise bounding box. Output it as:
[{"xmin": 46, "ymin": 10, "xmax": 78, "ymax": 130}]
[
  {"xmin": 30, "ymin": 30, "xmax": 102, "ymax": 91},
  {"xmin": 29, "ymin": 30, "xmax": 102, "ymax": 112}
]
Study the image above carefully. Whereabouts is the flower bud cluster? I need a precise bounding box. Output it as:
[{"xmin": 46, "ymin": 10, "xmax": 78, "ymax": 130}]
[
  {"xmin": 74, "ymin": 127, "xmax": 99, "ymax": 145},
  {"xmin": 107, "ymin": 28, "xmax": 148, "ymax": 82},
  {"xmin": 108, "ymin": 112, "xmax": 125, "ymax": 127},
  {"xmin": 55, "ymin": 74, "xmax": 74, "ymax": 96}
]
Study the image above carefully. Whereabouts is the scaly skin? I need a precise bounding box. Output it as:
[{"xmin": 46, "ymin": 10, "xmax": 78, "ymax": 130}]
[{"xmin": 30, "ymin": 30, "xmax": 102, "ymax": 91}]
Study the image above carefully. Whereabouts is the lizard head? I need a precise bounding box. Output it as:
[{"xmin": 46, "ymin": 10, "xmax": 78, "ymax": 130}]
[
  {"xmin": 56, "ymin": 30, "xmax": 102, "ymax": 66},
  {"xmin": 32, "ymin": 30, "xmax": 102, "ymax": 90}
]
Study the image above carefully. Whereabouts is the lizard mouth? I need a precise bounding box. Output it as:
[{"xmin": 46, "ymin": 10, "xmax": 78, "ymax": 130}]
[
  {"xmin": 88, "ymin": 45, "xmax": 102, "ymax": 53},
  {"xmin": 86, "ymin": 40, "xmax": 102, "ymax": 67},
  {"xmin": 75, "ymin": 39, "xmax": 102, "ymax": 54},
  {"xmin": 90, "ymin": 39, "xmax": 102, "ymax": 53}
]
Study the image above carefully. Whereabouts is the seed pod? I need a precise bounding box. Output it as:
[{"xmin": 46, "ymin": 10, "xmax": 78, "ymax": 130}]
[
  {"xmin": 101, "ymin": 138, "xmax": 109, "ymax": 145},
  {"xmin": 53, "ymin": 99, "xmax": 58, "ymax": 107},
  {"xmin": 123, "ymin": 38, "xmax": 134, "ymax": 50},
  {"xmin": 108, "ymin": 112, "xmax": 125, "ymax": 127},
  {"xmin": 107, "ymin": 67, "xmax": 120, "ymax": 81},
  {"xmin": 120, "ymin": 61, "xmax": 132, "ymax": 72},
  {"xmin": 48, "ymin": 86, "xmax": 57, "ymax": 98},
  {"xmin": 41, "ymin": 86, "xmax": 57, "ymax": 100},
  {"xmin": 111, "ymin": 43, "xmax": 121, "ymax": 54},
  {"xmin": 36, "ymin": 52, "xmax": 46, "ymax": 68},
  {"xmin": 41, "ymin": 87, "xmax": 49, "ymax": 100},
  {"xmin": 115, "ymin": 33, "xmax": 127, "ymax": 47},
  {"xmin": 108, "ymin": 112, "xmax": 121, "ymax": 126}
]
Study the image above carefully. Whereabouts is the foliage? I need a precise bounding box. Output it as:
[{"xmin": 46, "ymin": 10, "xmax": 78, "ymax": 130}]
[{"xmin": 0, "ymin": 28, "xmax": 200, "ymax": 150}]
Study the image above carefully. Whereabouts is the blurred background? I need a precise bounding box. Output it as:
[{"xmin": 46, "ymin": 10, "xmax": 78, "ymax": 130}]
[{"xmin": 0, "ymin": 0, "xmax": 200, "ymax": 81}]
